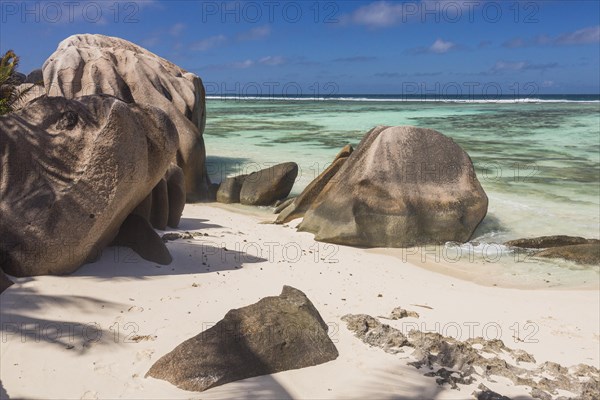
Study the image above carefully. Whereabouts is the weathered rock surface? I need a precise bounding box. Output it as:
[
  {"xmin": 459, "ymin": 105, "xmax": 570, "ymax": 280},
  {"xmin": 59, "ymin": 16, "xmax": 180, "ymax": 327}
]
[
  {"xmin": 161, "ymin": 232, "xmax": 194, "ymax": 242},
  {"xmin": 42, "ymin": 34, "xmax": 210, "ymax": 200},
  {"xmin": 475, "ymin": 388, "xmax": 511, "ymax": 400},
  {"xmin": 150, "ymin": 178, "xmax": 169, "ymax": 230},
  {"xmin": 343, "ymin": 312, "xmax": 599, "ymax": 398},
  {"xmin": 0, "ymin": 95, "xmax": 178, "ymax": 276},
  {"xmin": 273, "ymin": 197, "xmax": 295, "ymax": 214},
  {"xmin": 132, "ymin": 164, "xmax": 185, "ymax": 231},
  {"xmin": 11, "ymin": 72, "xmax": 26, "ymax": 84},
  {"xmin": 341, "ymin": 314, "xmax": 409, "ymax": 354},
  {"xmin": 164, "ymin": 164, "xmax": 186, "ymax": 228},
  {"xmin": 299, "ymin": 126, "xmax": 488, "ymax": 247},
  {"xmin": 13, "ymin": 83, "xmax": 45, "ymax": 110},
  {"xmin": 207, "ymin": 182, "xmax": 220, "ymax": 202},
  {"xmin": 110, "ymin": 214, "xmax": 172, "ymax": 264},
  {"xmin": 332, "ymin": 143, "xmax": 353, "ymax": 159},
  {"xmin": 388, "ymin": 307, "xmax": 419, "ymax": 319},
  {"xmin": 216, "ymin": 175, "xmax": 247, "ymax": 204},
  {"xmin": 505, "ymin": 235, "xmax": 599, "ymax": 249},
  {"xmin": 25, "ymin": 68, "xmax": 43, "ymax": 84},
  {"xmin": 239, "ymin": 163, "xmax": 298, "ymax": 206},
  {"xmin": 504, "ymin": 236, "xmax": 600, "ymax": 265},
  {"xmin": 276, "ymin": 144, "xmax": 353, "ymax": 224},
  {"xmin": 147, "ymin": 286, "xmax": 338, "ymax": 392},
  {"xmin": 536, "ymin": 243, "xmax": 600, "ymax": 265}
]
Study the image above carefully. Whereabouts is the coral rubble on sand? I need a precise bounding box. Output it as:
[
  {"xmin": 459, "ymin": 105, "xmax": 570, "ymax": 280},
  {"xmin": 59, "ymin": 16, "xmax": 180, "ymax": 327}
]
[{"xmin": 342, "ymin": 313, "xmax": 599, "ymax": 400}]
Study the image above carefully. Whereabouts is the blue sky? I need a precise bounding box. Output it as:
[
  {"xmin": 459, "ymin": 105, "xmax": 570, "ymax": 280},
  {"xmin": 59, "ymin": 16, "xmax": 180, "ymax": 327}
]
[{"xmin": 1, "ymin": 0, "xmax": 599, "ymax": 94}]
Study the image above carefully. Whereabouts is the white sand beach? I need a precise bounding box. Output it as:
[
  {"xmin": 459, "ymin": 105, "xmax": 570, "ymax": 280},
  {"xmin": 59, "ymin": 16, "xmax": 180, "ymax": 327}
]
[{"xmin": 1, "ymin": 203, "xmax": 598, "ymax": 399}]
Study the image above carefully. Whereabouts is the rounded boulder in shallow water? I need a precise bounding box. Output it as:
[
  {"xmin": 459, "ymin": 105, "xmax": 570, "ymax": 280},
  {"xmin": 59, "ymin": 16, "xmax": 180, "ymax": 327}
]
[
  {"xmin": 298, "ymin": 126, "xmax": 488, "ymax": 247},
  {"xmin": 536, "ymin": 243, "xmax": 600, "ymax": 265},
  {"xmin": 239, "ymin": 163, "xmax": 298, "ymax": 206},
  {"xmin": 505, "ymin": 235, "xmax": 599, "ymax": 249}
]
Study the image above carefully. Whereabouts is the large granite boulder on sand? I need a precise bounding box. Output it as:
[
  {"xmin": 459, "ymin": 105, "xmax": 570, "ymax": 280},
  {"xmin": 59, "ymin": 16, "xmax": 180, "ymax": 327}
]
[
  {"xmin": 111, "ymin": 214, "xmax": 172, "ymax": 265},
  {"xmin": 276, "ymin": 144, "xmax": 353, "ymax": 223},
  {"xmin": 0, "ymin": 95, "xmax": 178, "ymax": 276},
  {"xmin": 42, "ymin": 34, "xmax": 210, "ymax": 201},
  {"xmin": 298, "ymin": 126, "xmax": 488, "ymax": 247},
  {"xmin": 146, "ymin": 286, "xmax": 338, "ymax": 392},
  {"xmin": 132, "ymin": 163, "xmax": 186, "ymax": 231},
  {"xmin": 239, "ymin": 163, "xmax": 298, "ymax": 206}
]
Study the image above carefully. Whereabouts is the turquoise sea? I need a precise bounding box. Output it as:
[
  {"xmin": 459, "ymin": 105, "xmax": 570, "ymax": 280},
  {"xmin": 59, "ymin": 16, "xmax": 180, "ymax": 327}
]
[{"xmin": 203, "ymin": 95, "xmax": 600, "ymax": 288}]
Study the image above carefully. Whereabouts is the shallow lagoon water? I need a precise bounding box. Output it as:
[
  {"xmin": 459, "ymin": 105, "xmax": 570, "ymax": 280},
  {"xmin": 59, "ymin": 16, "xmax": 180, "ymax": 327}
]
[{"xmin": 204, "ymin": 98, "xmax": 600, "ymax": 288}]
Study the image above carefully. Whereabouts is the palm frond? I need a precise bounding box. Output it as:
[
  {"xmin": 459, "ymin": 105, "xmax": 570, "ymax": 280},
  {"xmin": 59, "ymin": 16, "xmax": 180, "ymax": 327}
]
[{"xmin": 0, "ymin": 50, "xmax": 33, "ymax": 115}]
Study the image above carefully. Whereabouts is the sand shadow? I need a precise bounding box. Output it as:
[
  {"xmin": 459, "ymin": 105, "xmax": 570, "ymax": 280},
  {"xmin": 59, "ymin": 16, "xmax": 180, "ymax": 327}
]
[
  {"xmin": 0, "ymin": 379, "xmax": 8, "ymax": 400},
  {"xmin": 0, "ymin": 286, "xmax": 125, "ymax": 352},
  {"xmin": 345, "ymin": 365, "xmax": 446, "ymax": 400},
  {"xmin": 72, "ymin": 241, "xmax": 267, "ymax": 280},
  {"xmin": 177, "ymin": 217, "xmax": 224, "ymax": 231},
  {"xmin": 193, "ymin": 374, "xmax": 294, "ymax": 399}
]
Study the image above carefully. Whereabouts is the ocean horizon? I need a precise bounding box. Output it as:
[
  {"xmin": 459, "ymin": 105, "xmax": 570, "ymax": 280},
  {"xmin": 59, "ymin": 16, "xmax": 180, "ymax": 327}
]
[{"xmin": 206, "ymin": 93, "xmax": 600, "ymax": 102}]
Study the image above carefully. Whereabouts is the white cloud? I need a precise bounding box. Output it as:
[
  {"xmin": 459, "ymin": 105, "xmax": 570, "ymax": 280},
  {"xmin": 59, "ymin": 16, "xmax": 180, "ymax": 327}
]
[
  {"xmin": 344, "ymin": 0, "xmax": 482, "ymax": 28},
  {"xmin": 534, "ymin": 35, "xmax": 552, "ymax": 45},
  {"xmin": 204, "ymin": 55, "xmax": 287, "ymax": 70},
  {"xmin": 408, "ymin": 38, "xmax": 458, "ymax": 54},
  {"xmin": 502, "ymin": 37, "xmax": 526, "ymax": 48},
  {"xmin": 503, "ymin": 26, "xmax": 600, "ymax": 48},
  {"xmin": 188, "ymin": 25, "xmax": 270, "ymax": 53},
  {"xmin": 258, "ymin": 56, "xmax": 286, "ymax": 66},
  {"xmin": 141, "ymin": 37, "xmax": 160, "ymax": 47},
  {"xmin": 333, "ymin": 56, "xmax": 377, "ymax": 62},
  {"xmin": 191, "ymin": 35, "xmax": 228, "ymax": 51},
  {"xmin": 14, "ymin": 0, "xmax": 160, "ymax": 25},
  {"xmin": 347, "ymin": 1, "xmax": 404, "ymax": 28},
  {"xmin": 429, "ymin": 38, "xmax": 456, "ymax": 53},
  {"xmin": 230, "ymin": 59, "xmax": 255, "ymax": 69},
  {"xmin": 555, "ymin": 25, "xmax": 600, "ymax": 45},
  {"xmin": 169, "ymin": 23, "xmax": 185, "ymax": 37},
  {"xmin": 237, "ymin": 25, "xmax": 271, "ymax": 41},
  {"xmin": 491, "ymin": 61, "xmax": 558, "ymax": 73},
  {"xmin": 541, "ymin": 80, "xmax": 555, "ymax": 88},
  {"xmin": 492, "ymin": 61, "xmax": 527, "ymax": 71}
]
